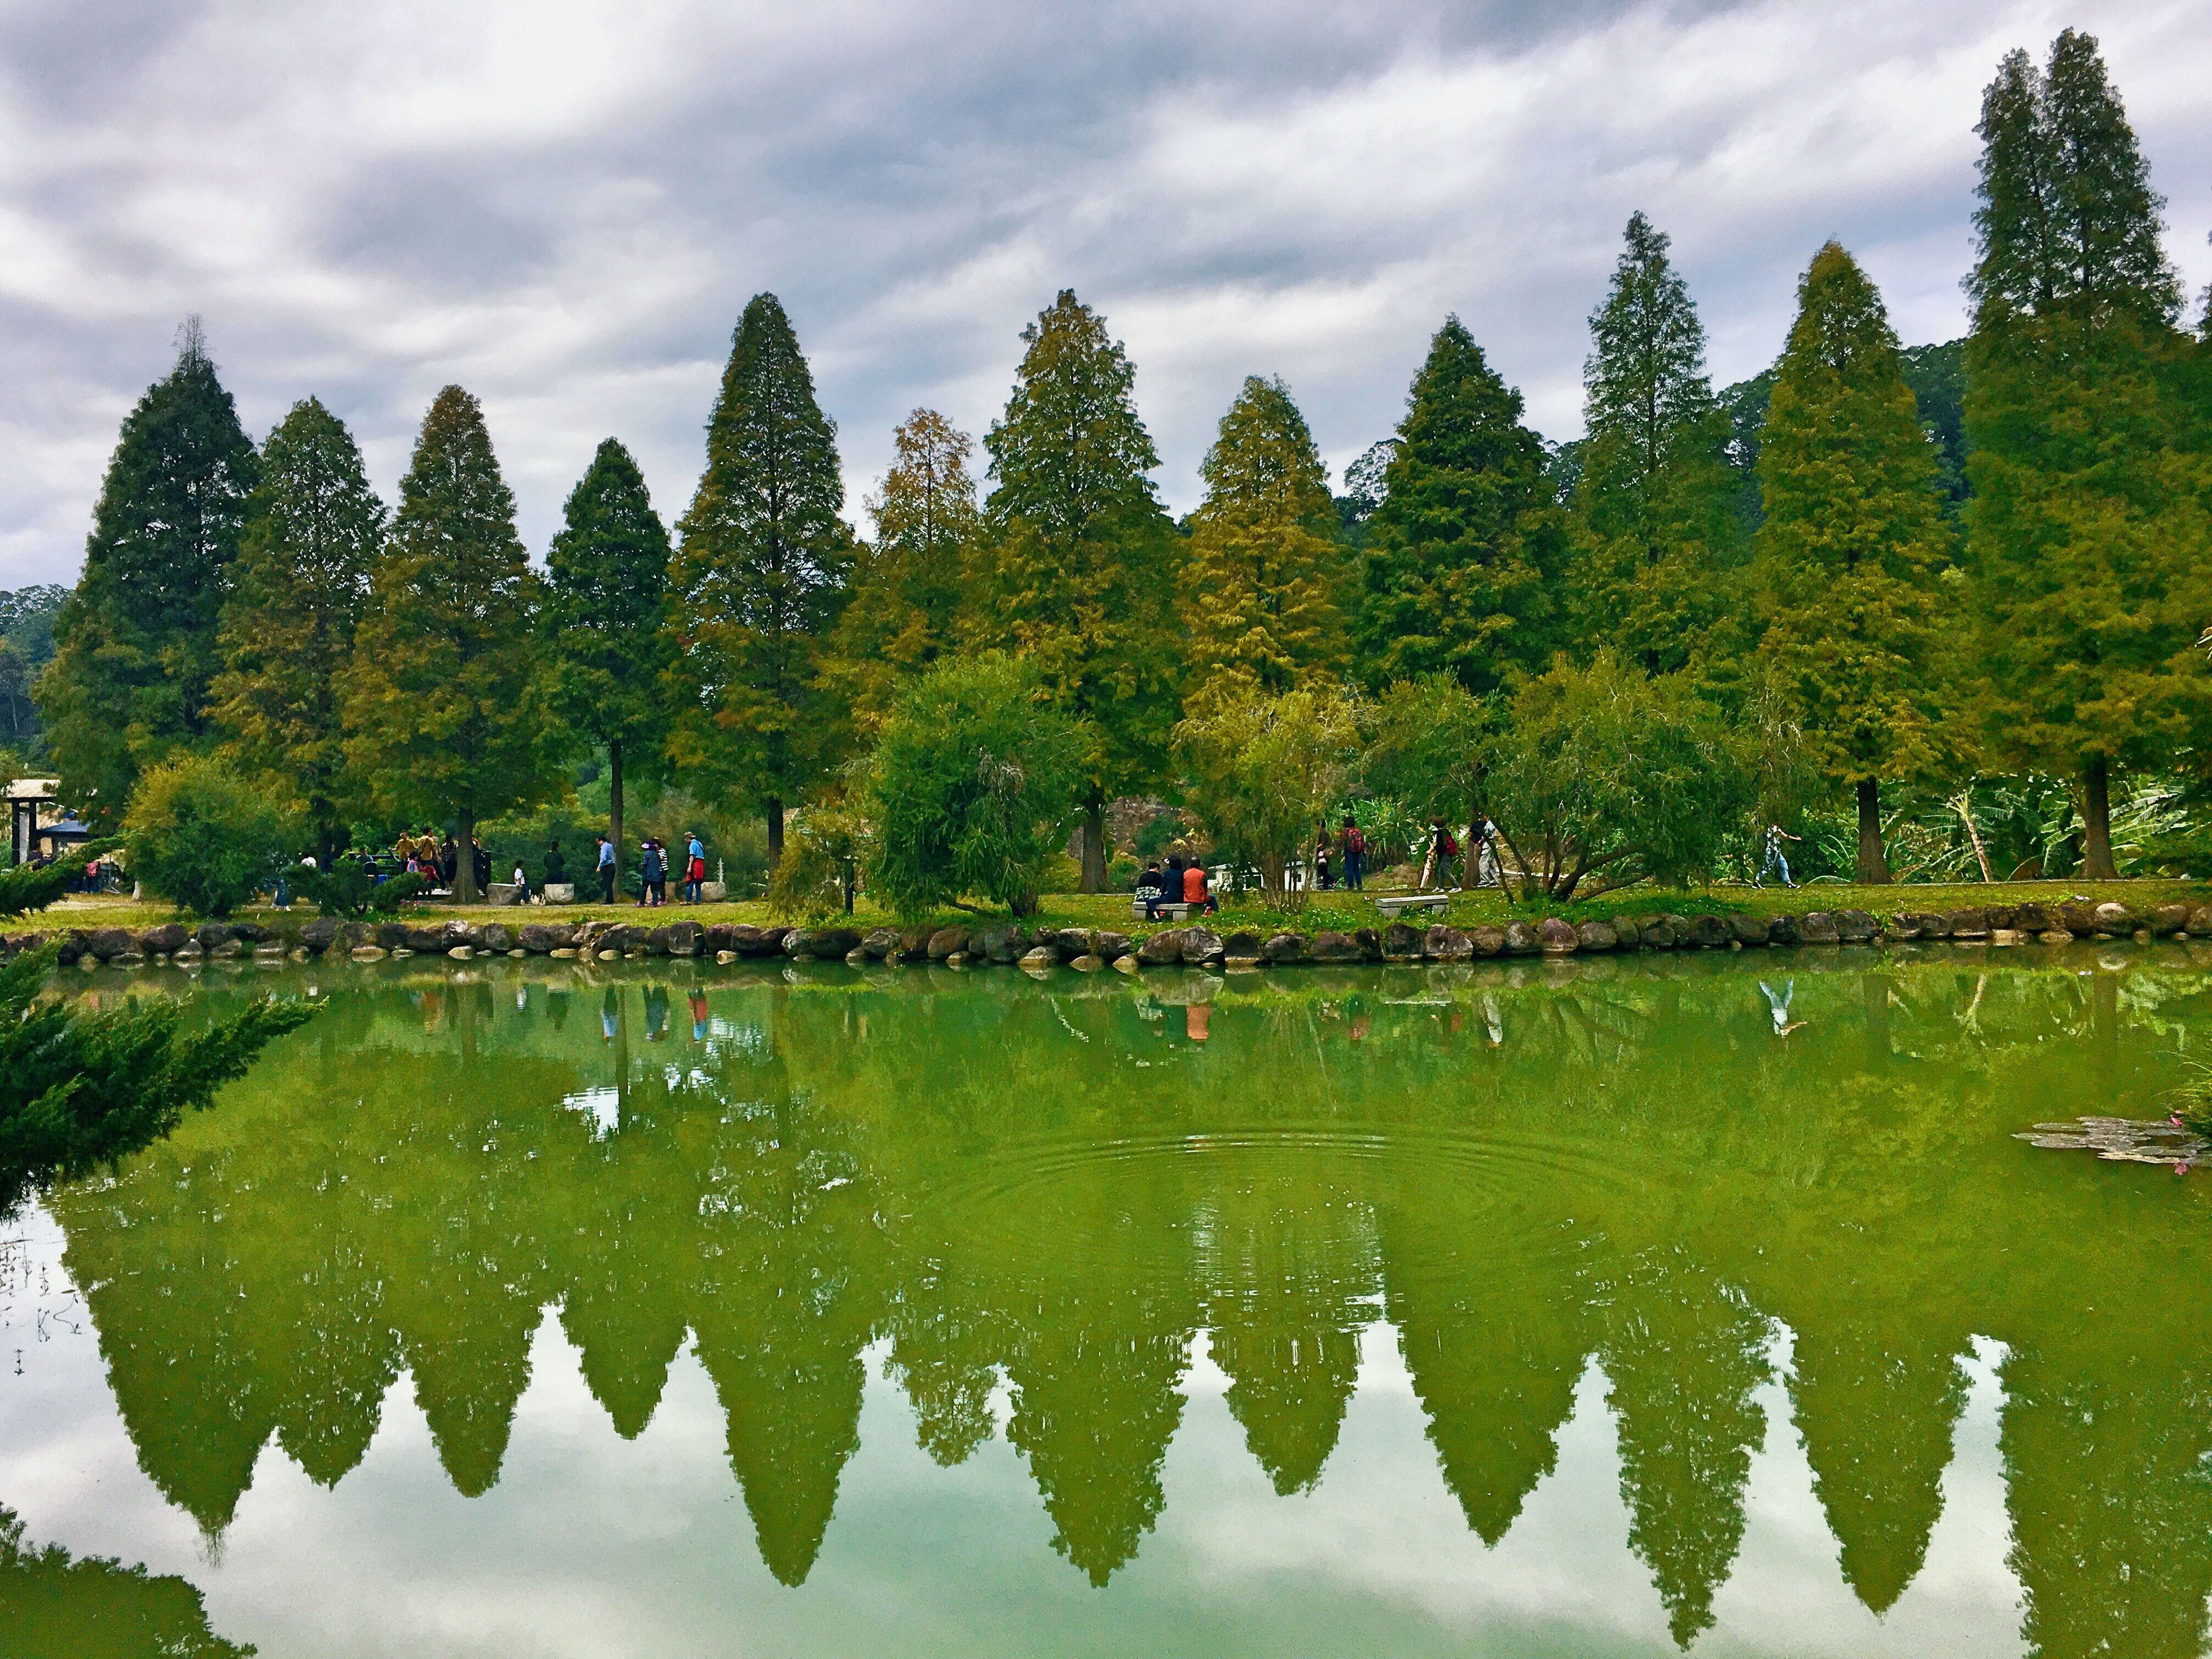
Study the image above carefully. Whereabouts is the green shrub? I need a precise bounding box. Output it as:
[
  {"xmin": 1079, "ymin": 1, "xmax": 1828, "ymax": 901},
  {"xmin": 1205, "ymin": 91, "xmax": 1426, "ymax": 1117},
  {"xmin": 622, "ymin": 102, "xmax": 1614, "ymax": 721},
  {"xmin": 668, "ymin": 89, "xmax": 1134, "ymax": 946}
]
[
  {"xmin": 123, "ymin": 755, "xmax": 295, "ymax": 918},
  {"xmin": 866, "ymin": 653, "xmax": 1081, "ymax": 921},
  {"xmin": 296, "ymin": 862, "xmax": 427, "ymax": 917}
]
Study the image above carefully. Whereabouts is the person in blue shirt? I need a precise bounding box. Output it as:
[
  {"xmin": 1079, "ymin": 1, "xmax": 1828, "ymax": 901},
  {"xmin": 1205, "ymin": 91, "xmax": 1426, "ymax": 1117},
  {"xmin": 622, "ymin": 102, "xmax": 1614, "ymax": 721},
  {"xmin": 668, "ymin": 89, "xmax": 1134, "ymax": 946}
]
[
  {"xmin": 597, "ymin": 836, "xmax": 616, "ymax": 903},
  {"xmin": 684, "ymin": 832, "xmax": 706, "ymax": 903}
]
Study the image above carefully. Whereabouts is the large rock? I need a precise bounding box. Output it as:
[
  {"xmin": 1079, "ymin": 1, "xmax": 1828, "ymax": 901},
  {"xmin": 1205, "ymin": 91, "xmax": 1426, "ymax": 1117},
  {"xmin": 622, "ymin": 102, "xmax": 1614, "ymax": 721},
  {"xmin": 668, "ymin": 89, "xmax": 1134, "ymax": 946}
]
[
  {"xmin": 298, "ymin": 917, "xmax": 340, "ymax": 956},
  {"xmin": 1946, "ymin": 907, "xmax": 1989, "ymax": 939},
  {"xmin": 194, "ymin": 923, "xmax": 233, "ymax": 950},
  {"xmin": 1575, "ymin": 921, "xmax": 1618, "ymax": 952},
  {"xmin": 1096, "ymin": 933, "xmax": 1133, "ymax": 962},
  {"xmin": 1221, "ymin": 929, "xmax": 1265, "ymax": 962},
  {"xmin": 2152, "ymin": 902, "xmax": 2191, "ymax": 934},
  {"xmin": 730, "ymin": 924, "xmax": 789, "ymax": 957},
  {"xmin": 477, "ymin": 922, "xmax": 516, "ymax": 954},
  {"xmin": 1504, "ymin": 921, "xmax": 1541, "ymax": 955},
  {"xmin": 228, "ymin": 922, "xmax": 271, "ymax": 943},
  {"xmin": 518, "ymin": 922, "xmax": 573, "ymax": 953},
  {"xmin": 1685, "ymin": 914, "xmax": 1729, "ymax": 949},
  {"xmin": 1352, "ymin": 928, "xmax": 1383, "ymax": 960},
  {"xmin": 1180, "ymin": 928, "xmax": 1224, "ymax": 966},
  {"xmin": 1260, "ymin": 933, "xmax": 1307, "ymax": 964},
  {"xmin": 1637, "ymin": 917, "xmax": 1676, "ymax": 949},
  {"xmin": 975, "ymin": 924, "xmax": 1028, "ymax": 963},
  {"xmin": 1381, "ymin": 921, "xmax": 1425, "ymax": 959},
  {"xmin": 1469, "ymin": 924, "xmax": 1508, "ymax": 957},
  {"xmin": 1900, "ymin": 912, "xmax": 1949, "ymax": 939},
  {"xmin": 79, "ymin": 927, "xmax": 134, "ymax": 962},
  {"xmin": 2188, "ymin": 906, "xmax": 2212, "ymax": 938},
  {"xmin": 648, "ymin": 919, "xmax": 704, "ymax": 956},
  {"xmin": 787, "ymin": 926, "xmax": 861, "ymax": 960},
  {"xmin": 1053, "ymin": 928, "xmax": 1096, "ymax": 961},
  {"xmin": 441, "ymin": 920, "xmax": 480, "ymax": 950},
  {"xmin": 402, "ymin": 924, "xmax": 448, "ymax": 954},
  {"xmin": 1836, "ymin": 910, "xmax": 1878, "ymax": 944},
  {"xmin": 2058, "ymin": 902, "xmax": 2100, "ymax": 935},
  {"xmin": 1797, "ymin": 911, "xmax": 1841, "ymax": 944},
  {"xmin": 1425, "ymin": 925, "xmax": 1474, "ymax": 962},
  {"xmin": 2010, "ymin": 902, "xmax": 2053, "ymax": 933},
  {"xmin": 926, "ymin": 926, "xmax": 970, "ymax": 961},
  {"xmin": 1137, "ymin": 929, "xmax": 1190, "ymax": 965},
  {"xmin": 1727, "ymin": 912, "xmax": 1770, "ymax": 947},
  {"xmin": 1019, "ymin": 945, "xmax": 1059, "ymax": 970},
  {"xmin": 862, "ymin": 927, "xmax": 901, "ymax": 960},
  {"xmin": 596, "ymin": 923, "xmax": 642, "ymax": 955},
  {"xmin": 2091, "ymin": 901, "xmax": 2135, "ymax": 935},
  {"xmin": 1306, "ymin": 931, "xmax": 1365, "ymax": 963},
  {"xmin": 1607, "ymin": 916, "xmax": 1644, "ymax": 949},
  {"xmin": 138, "ymin": 922, "xmax": 192, "ymax": 957},
  {"xmin": 1537, "ymin": 917, "xmax": 1578, "ymax": 954}
]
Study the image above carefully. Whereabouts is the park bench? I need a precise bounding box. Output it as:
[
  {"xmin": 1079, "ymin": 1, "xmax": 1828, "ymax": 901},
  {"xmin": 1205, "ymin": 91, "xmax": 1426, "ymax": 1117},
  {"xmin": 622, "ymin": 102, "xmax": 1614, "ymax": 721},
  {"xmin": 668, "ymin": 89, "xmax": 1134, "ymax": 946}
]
[
  {"xmin": 1374, "ymin": 893, "xmax": 1450, "ymax": 917},
  {"xmin": 1131, "ymin": 896, "xmax": 1192, "ymax": 921}
]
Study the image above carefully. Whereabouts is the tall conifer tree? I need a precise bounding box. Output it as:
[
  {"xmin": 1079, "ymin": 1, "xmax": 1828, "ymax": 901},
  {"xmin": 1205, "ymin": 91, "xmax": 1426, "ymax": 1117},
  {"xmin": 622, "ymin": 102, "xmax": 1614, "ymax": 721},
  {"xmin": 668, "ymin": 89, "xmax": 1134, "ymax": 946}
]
[
  {"xmin": 670, "ymin": 295, "xmax": 852, "ymax": 858},
  {"xmin": 1756, "ymin": 243, "xmax": 1953, "ymax": 883},
  {"xmin": 207, "ymin": 398, "xmax": 384, "ymax": 868},
  {"xmin": 39, "ymin": 322, "xmax": 257, "ymax": 823},
  {"xmin": 1182, "ymin": 376, "xmax": 1347, "ymax": 712},
  {"xmin": 1569, "ymin": 214, "xmax": 1745, "ymax": 678},
  {"xmin": 973, "ymin": 290, "xmax": 1179, "ymax": 888},
  {"xmin": 829, "ymin": 409, "xmax": 977, "ymax": 738},
  {"xmin": 341, "ymin": 387, "xmax": 558, "ymax": 901},
  {"xmin": 1355, "ymin": 318, "xmax": 1562, "ymax": 693},
  {"xmin": 545, "ymin": 438, "xmax": 673, "ymax": 871},
  {"xmin": 1965, "ymin": 30, "xmax": 2200, "ymax": 878}
]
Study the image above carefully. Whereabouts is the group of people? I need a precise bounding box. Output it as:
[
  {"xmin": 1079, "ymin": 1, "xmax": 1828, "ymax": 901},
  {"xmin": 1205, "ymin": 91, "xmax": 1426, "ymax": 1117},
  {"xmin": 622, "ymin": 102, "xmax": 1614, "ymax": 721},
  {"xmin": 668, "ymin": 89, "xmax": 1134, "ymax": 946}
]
[
  {"xmin": 1409, "ymin": 817, "xmax": 1503, "ymax": 893},
  {"xmin": 392, "ymin": 830, "xmax": 492, "ymax": 894},
  {"xmin": 594, "ymin": 831, "xmax": 708, "ymax": 906},
  {"xmin": 1136, "ymin": 850, "xmax": 1221, "ymax": 920}
]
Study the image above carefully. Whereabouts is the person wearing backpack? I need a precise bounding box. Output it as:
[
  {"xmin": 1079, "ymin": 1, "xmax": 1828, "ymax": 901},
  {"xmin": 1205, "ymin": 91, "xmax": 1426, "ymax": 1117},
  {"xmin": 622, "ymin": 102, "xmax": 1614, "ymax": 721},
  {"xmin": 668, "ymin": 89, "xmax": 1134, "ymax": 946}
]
[
  {"xmin": 1420, "ymin": 819, "xmax": 1460, "ymax": 891},
  {"xmin": 1341, "ymin": 815, "xmax": 1366, "ymax": 891}
]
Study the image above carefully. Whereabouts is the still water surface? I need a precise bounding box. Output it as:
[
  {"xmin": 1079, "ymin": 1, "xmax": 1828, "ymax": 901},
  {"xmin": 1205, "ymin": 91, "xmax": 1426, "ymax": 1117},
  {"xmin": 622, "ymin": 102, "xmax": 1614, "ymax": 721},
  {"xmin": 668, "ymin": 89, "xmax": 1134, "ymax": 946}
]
[{"xmin": 4, "ymin": 947, "xmax": 2211, "ymax": 1657}]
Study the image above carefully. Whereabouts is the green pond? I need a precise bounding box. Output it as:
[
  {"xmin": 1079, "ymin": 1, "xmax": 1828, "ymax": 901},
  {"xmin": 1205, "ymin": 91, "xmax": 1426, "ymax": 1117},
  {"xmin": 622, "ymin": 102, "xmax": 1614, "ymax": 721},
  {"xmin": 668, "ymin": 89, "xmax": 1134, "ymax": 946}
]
[{"xmin": 6, "ymin": 945, "xmax": 2212, "ymax": 1657}]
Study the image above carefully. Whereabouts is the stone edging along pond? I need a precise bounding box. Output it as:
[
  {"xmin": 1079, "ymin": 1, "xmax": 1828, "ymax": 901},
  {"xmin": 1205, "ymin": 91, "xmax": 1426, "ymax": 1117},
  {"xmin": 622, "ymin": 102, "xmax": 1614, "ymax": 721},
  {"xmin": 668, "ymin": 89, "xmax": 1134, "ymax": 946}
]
[{"xmin": 19, "ymin": 896, "xmax": 2209, "ymax": 972}]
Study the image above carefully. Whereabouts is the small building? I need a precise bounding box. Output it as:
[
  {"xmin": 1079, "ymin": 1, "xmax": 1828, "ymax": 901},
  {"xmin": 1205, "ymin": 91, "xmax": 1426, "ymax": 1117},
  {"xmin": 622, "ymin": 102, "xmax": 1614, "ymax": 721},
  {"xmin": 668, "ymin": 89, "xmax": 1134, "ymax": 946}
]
[{"xmin": 5, "ymin": 777, "xmax": 93, "ymax": 865}]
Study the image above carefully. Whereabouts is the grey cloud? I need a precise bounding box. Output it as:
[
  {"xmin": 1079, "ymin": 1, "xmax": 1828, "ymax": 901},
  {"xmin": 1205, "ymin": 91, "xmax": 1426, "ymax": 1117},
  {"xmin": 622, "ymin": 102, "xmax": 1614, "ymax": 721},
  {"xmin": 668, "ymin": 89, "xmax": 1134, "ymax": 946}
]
[{"xmin": 1, "ymin": 0, "xmax": 2207, "ymax": 587}]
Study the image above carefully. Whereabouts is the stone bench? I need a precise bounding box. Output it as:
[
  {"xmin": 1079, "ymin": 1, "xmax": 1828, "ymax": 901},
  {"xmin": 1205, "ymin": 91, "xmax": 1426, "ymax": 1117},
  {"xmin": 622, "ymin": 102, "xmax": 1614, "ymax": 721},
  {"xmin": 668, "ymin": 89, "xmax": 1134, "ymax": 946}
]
[
  {"xmin": 1375, "ymin": 893, "xmax": 1450, "ymax": 917},
  {"xmin": 1131, "ymin": 897, "xmax": 1192, "ymax": 921}
]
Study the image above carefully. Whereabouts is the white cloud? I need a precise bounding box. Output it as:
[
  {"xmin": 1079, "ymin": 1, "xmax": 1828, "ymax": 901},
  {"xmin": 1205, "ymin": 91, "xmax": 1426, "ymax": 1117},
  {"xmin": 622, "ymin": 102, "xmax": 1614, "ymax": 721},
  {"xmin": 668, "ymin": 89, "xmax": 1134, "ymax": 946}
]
[{"xmin": 1, "ymin": 0, "xmax": 2207, "ymax": 587}]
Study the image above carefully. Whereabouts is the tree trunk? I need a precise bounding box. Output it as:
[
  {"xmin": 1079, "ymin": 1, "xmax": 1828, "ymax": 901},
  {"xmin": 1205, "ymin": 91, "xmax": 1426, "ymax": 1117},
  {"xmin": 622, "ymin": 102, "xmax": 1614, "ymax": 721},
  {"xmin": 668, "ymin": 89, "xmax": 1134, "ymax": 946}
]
[
  {"xmin": 456, "ymin": 806, "xmax": 478, "ymax": 903},
  {"xmin": 2081, "ymin": 754, "xmax": 2118, "ymax": 879},
  {"xmin": 1855, "ymin": 778, "xmax": 1889, "ymax": 884},
  {"xmin": 608, "ymin": 739, "xmax": 625, "ymax": 888},
  {"xmin": 1079, "ymin": 792, "xmax": 1107, "ymax": 893},
  {"xmin": 766, "ymin": 798, "xmax": 784, "ymax": 863}
]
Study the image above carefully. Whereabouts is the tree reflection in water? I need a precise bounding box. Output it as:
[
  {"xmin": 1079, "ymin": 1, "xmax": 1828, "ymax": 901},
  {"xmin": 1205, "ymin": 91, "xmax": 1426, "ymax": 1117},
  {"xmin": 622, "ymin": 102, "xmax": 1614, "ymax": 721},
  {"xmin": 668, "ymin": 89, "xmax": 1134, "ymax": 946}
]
[{"xmin": 35, "ymin": 950, "xmax": 2212, "ymax": 1653}]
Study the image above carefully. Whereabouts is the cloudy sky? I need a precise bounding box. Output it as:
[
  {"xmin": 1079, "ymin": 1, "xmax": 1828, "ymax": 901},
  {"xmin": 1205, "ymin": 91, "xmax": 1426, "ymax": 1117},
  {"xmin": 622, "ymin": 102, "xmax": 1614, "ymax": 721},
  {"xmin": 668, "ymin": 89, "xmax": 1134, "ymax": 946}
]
[{"xmin": 2, "ymin": 0, "xmax": 2208, "ymax": 590}]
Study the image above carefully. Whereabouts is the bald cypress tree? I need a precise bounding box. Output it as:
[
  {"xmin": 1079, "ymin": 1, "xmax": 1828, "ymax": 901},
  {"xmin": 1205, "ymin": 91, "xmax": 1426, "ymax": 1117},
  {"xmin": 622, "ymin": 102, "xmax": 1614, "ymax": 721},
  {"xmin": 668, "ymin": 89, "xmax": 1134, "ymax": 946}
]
[
  {"xmin": 545, "ymin": 438, "xmax": 673, "ymax": 872},
  {"xmin": 1569, "ymin": 214, "xmax": 1745, "ymax": 679},
  {"xmin": 1354, "ymin": 318, "xmax": 1563, "ymax": 693},
  {"xmin": 1182, "ymin": 376, "xmax": 1347, "ymax": 712},
  {"xmin": 341, "ymin": 387, "xmax": 560, "ymax": 902},
  {"xmin": 1965, "ymin": 30, "xmax": 2201, "ymax": 878},
  {"xmin": 208, "ymin": 398, "xmax": 384, "ymax": 868},
  {"xmin": 39, "ymin": 323, "xmax": 257, "ymax": 824},
  {"xmin": 670, "ymin": 295, "xmax": 852, "ymax": 858},
  {"xmin": 1756, "ymin": 243, "xmax": 1953, "ymax": 884},
  {"xmin": 972, "ymin": 290, "xmax": 1179, "ymax": 888}
]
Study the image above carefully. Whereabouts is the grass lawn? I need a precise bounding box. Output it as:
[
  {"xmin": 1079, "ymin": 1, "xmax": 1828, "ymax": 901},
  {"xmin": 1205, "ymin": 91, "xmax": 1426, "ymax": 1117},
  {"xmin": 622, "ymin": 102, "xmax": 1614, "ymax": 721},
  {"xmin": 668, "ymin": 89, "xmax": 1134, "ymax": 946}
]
[{"xmin": 32, "ymin": 874, "xmax": 2212, "ymax": 942}]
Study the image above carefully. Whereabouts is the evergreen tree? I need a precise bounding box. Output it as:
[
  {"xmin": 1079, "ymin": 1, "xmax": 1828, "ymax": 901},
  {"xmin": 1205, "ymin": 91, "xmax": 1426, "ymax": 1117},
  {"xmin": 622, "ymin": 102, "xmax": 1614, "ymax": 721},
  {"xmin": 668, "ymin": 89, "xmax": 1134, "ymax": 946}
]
[
  {"xmin": 1755, "ymin": 242, "xmax": 1953, "ymax": 883},
  {"xmin": 207, "ymin": 397, "xmax": 384, "ymax": 867},
  {"xmin": 544, "ymin": 438, "xmax": 673, "ymax": 874},
  {"xmin": 1354, "ymin": 317, "xmax": 1564, "ymax": 693},
  {"xmin": 1182, "ymin": 376, "xmax": 1347, "ymax": 711},
  {"xmin": 38, "ymin": 322, "xmax": 257, "ymax": 824},
  {"xmin": 829, "ymin": 408, "xmax": 977, "ymax": 737},
  {"xmin": 1965, "ymin": 30, "xmax": 2200, "ymax": 878},
  {"xmin": 340, "ymin": 387, "xmax": 559, "ymax": 901},
  {"xmin": 1568, "ymin": 213, "xmax": 1746, "ymax": 678},
  {"xmin": 670, "ymin": 294, "xmax": 853, "ymax": 860},
  {"xmin": 972, "ymin": 290, "xmax": 1180, "ymax": 887}
]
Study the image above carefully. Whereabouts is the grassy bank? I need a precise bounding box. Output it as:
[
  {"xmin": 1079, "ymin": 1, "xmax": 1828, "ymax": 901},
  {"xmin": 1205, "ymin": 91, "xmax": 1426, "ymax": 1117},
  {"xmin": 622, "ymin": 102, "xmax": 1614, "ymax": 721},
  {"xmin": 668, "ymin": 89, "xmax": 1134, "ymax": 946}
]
[{"xmin": 32, "ymin": 875, "xmax": 2212, "ymax": 943}]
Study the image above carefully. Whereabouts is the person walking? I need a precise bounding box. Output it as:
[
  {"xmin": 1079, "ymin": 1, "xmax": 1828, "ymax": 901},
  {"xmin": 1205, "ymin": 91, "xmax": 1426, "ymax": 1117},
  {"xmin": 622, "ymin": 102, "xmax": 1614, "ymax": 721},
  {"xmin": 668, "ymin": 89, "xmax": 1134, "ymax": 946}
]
[
  {"xmin": 1475, "ymin": 817, "xmax": 1502, "ymax": 889},
  {"xmin": 1419, "ymin": 820, "xmax": 1459, "ymax": 891},
  {"xmin": 439, "ymin": 834, "xmax": 459, "ymax": 890},
  {"xmin": 684, "ymin": 831, "xmax": 706, "ymax": 904},
  {"xmin": 1756, "ymin": 823, "xmax": 1801, "ymax": 889},
  {"xmin": 511, "ymin": 860, "xmax": 532, "ymax": 905},
  {"xmin": 597, "ymin": 835, "xmax": 617, "ymax": 903},
  {"xmin": 639, "ymin": 838, "xmax": 665, "ymax": 907},
  {"xmin": 1341, "ymin": 815, "xmax": 1365, "ymax": 891},
  {"xmin": 1313, "ymin": 823, "xmax": 1332, "ymax": 891}
]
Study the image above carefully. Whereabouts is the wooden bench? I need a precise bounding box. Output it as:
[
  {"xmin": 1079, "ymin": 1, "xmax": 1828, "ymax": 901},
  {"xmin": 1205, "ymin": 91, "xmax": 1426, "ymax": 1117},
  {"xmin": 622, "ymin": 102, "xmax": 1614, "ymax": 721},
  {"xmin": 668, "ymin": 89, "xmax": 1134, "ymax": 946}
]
[
  {"xmin": 1375, "ymin": 893, "xmax": 1450, "ymax": 917},
  {"xmin": 1131, "ymin": 896, "xmax": 1192, "ymax": 921}
]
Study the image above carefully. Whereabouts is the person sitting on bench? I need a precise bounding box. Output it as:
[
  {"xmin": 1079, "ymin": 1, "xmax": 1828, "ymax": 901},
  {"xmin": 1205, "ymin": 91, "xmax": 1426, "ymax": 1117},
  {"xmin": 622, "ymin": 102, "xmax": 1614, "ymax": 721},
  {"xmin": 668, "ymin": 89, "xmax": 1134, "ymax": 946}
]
[
  {"xmin": 1137, "ymin": 860, "xmax": 1169, "ymax": 921},
  {"xmin": 1182, "ymin": 858, "xmax": 1220, "ymax": 916}
]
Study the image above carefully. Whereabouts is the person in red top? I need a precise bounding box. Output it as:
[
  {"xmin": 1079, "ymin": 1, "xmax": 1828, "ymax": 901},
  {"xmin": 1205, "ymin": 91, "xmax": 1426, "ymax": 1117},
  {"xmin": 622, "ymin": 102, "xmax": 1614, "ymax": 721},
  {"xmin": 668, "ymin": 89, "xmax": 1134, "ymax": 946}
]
[{"xmin": 1182, "ymin": 858, "xmax": 1219, "ymax": 915}]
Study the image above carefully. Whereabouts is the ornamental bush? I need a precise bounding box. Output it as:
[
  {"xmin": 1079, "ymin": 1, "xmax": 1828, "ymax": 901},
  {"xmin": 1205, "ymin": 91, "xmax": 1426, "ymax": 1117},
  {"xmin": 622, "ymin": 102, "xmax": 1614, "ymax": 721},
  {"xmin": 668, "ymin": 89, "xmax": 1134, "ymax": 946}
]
[{"xmin": 122, "ymin": 754, "xmax": 295, "ymax": 917}]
